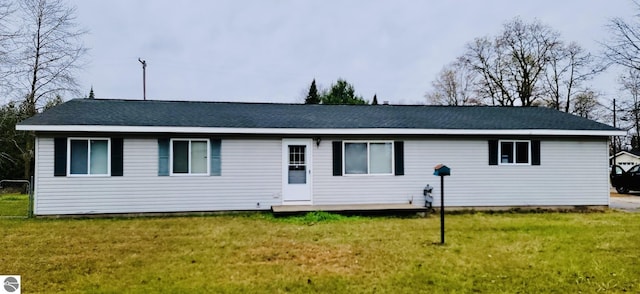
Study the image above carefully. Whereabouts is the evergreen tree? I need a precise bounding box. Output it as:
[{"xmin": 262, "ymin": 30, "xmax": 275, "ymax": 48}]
[
  {"xmin": 0, "ymin": 102, "xmax": 29, "ymax": 180},
  {"xmin": 372, "ymin": 94, "xmax": 378, "ymax": 105},
  {"xmin": 304, "ymin": 79, "xmax": 320, "ymax": 104},
  {"xmin": 320, "ymin": 79, "xmax": 367, "ymax": 105}
]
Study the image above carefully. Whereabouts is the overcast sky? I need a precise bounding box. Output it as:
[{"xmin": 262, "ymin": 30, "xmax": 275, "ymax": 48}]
[{"xmin": 73, "ymin": 1, "xmax": 635, "ymax": 104}]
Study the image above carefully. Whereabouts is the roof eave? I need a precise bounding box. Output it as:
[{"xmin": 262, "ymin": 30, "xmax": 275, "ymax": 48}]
[
  {"xmin": 15, "ymin": 124, "xmax": 626, "ymax": 137},
  {"xmin": 610, "ymin": 150, "xmax": 640, "ymax": 159}
]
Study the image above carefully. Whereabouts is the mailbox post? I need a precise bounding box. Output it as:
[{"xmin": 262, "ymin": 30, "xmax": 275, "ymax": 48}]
[{"xmin": 433, "ymin": 164, "xmax": 450, "ymax": 244}]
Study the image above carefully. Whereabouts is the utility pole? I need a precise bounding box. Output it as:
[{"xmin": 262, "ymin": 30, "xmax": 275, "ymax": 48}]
[
  {"xmin": 613, "ymin": 98, "xmax": 617, "ymax": 167},
  {"xmin": 138, "ymin": 58, "xmax": 147, "ymax": 100}
]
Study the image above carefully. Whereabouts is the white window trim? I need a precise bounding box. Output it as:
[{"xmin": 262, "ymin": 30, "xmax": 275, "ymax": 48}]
[
  {"xmin": 343, "ymin": 141, "xmax": 395, "ymax": 176},
  {"xmin": 169, "ymin": 138, "xmax": 210, "ymax": 176},
  {"xmin": 66, "ymin": 137, "xmax": 111, "ymax": 177},
  {"xmin": 498, "ymin": 139, "xmax": 531, "ymax": 166}
]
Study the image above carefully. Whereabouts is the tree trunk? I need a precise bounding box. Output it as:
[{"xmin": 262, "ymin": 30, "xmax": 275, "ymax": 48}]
[{"xmin": 22, "ymin": 134, "xmax": 34, "ymax": 180}]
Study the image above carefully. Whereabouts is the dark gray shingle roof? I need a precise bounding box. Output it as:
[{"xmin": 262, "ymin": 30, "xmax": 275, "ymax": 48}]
[{"xmin": 18, "ymin": 98, "xmax": 618, "ymax": 131}]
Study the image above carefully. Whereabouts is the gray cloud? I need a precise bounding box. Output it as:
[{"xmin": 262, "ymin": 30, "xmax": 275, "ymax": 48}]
[{"xmin": 73, "ymin": 0, "xmax": 634, "ymax": 104}]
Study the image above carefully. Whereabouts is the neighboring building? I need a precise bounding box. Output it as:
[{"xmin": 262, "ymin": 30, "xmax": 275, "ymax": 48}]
[
  {"xmin": 610, "ymin": 150, "xmax": 640, "ymax": 171},
  {"xmin": 17, "ymin": 98, "xmax": 623, "ymax": 215}
]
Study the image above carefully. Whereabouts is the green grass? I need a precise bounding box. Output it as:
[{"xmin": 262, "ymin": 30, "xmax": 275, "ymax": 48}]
[
  {"xmin": 0, "ymin": 211, "xmax": 639, "ymax": 293},
  {"xmin": 274, "ymin": 210, "xmax": 359, "ymax": 224},
  {"xmin": 0, "ymin": 193, "xmax": 28, "ymax": 217}
]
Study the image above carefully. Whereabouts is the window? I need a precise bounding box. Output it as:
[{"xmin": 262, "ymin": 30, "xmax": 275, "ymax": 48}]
[
  {"xmin": 499, "ymin": 140, "xmax": 530, "ymax": 165},
  {"xmin": 68, "ymin": 138, "xmax": 110, "ymax": 175},
  {"xmin": 344, "ymin": 142, "xmax": 393, "ymax": 175},
  {"xmin": 288, "ymin": 145, "xmax": 307, "ymax": 184},
  {"xmin": 171, "ymin": 139, "xmax": 209, "ymax": 175}
]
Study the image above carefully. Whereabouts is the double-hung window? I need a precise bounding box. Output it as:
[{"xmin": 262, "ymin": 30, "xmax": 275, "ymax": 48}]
[
  {"xmin": 344, "ymin": 141, "xmax": 393, "ymax": 175},
  {"xmin": 499, "ymin": 140, "xmax": 530, "ymax": 165},
  {"xmin": 68, "ymin": 138, "xmax": 110, "ymax": 176},
  {"xmin": 171, "ymin": 139, "xmax": 209, "ymax": 175}
]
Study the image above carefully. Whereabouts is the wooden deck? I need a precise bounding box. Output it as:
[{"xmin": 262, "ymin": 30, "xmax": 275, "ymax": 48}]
[{"xmin": 271, "ymin": 203, "xmax": 429, "ymax": 216}]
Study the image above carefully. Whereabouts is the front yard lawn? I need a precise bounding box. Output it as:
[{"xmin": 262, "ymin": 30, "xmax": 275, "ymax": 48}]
[{"xmin": 0, "ymin": 211, "xmax": 639, "ymax": 293}]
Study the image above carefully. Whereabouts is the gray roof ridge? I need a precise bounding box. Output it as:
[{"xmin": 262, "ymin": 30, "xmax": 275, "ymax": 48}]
[{"xmin": 76, "ymin": 97, "xmax": 542, "ymax": 108}]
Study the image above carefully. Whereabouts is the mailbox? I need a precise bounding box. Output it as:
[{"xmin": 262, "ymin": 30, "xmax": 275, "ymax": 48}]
[
  {"xmin": 433, "ymin": 164, "xmax": 450, "ymax": 176},
  {"xmin": 432, "ymin": 163, "xmax": 450, "ymax": 244}
]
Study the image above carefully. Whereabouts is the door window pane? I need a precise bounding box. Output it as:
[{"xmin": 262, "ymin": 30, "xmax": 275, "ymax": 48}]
[
  {"xmin": 70, "ymin": 140, "xmax": 88, "ymax": 174},
  {"xmin": 90, "ymin": 140, "xmax": 108, "ymax": 174},
  {"xmin": 288, "ymin": 166, "xmax": 306, "ymax": 184},
  {"xmin": 345, "ymin": 143, "xmax": 367, "ymax": 174},
  {"xmin": 191, "ymin": 141, "xmax": 208, "ymax": 173},
  {"xmin": 173, "ymin": 141, "xmax": 189, "ymax": 173},
  {"xmin": 289, "ymin": 146, "xmax": 305, "ymax": 164},
  {"xmin": 288, "ymin": 145, "xmax": 306, "ymax": 184},
  {"xmin": 370, "ymin": 143, "xmax": 392, "ymax": 174}
]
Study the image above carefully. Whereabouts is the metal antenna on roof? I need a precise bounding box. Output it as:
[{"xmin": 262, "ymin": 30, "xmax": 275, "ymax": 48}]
[{"xmin": 138, "ymin": 58, "xmax": 147, "ymax": 100}]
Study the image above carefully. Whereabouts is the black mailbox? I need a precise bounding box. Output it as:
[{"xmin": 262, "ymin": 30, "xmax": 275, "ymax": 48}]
[{"xmin": 433, "ymin": 164, "xmax": 450, "ymax": 176}]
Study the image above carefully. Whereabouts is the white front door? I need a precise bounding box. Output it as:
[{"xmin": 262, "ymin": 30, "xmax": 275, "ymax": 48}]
[{"xmin": 282, "ymin": 139, "xmax": 312, "ymax": 203}]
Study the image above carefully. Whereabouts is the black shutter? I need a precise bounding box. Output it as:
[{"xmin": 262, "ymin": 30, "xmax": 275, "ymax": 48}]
[
  {"xmin": 488, "ymin": 140, "xmax": 498, "ymax": 165},
  {"xmin": 394, "ymin": 141, "xmax": 404, "ymax": 176},
  {"xmin": 332, "ymin": 141, "xmax": 342, "ymax": 176},
  {"xmin": 531, "ymin": 140, "xmax": 541, "ymax": 165},
  {"xmin": 54, "ymin": 137, "xmax": 67, "ymax": 176},
  {"xmin": 111, "ymin": 138, "xmax": 123, "ymax": 176}
]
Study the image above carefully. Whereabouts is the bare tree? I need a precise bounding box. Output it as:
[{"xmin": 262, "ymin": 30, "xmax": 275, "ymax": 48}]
[
  {"xmin": 602, "ymin": 1, "xmax": 640, "ymax": 71},
  {"xmin": 0, "ymin": 0, "xmax": 16, "ymax": 101},
  {"xmin": 425, "ymin": 61, "xmax": 481, "ymax": 105},
  {"xmin": 16, "ymin": 0, "xmax": 86, "ymax": 116},
  {"xmin": 459, "ymin": 18, "xmax": 562, "ymax": 106},
  {"xmin": 572, "ymin": 90, "xmax": 600, "ymax": 119},
  {"xmin": 0, "ymin": 1, "xmax": 20, "ymax": 176},
  {"xmin": 461, "ymin": 36, "xmax": 513, "ymax": 106},
  {"xmin": 601, "ymin": 1, "xmax": 640, "ymax": 151},
  {"xmin": 11, "ymin": 0, "xmax": 87, "ymax": 179},
  {"xmin": 544, "ymin": 42, "xmax": 601, "ymax": 113},
  {"xmin": 502, "ymin": 18, "xmax": 560, "ymax": 106},
  {"xmin": 618, "ymin": 69, "xmax": 640, "ymax": 149}
]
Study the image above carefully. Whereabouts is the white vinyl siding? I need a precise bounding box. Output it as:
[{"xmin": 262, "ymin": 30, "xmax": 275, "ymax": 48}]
[
  {"xmin": 33, "ymin": 136, "xmax": 611, "ymax": 215},
  {"xmin": 314, "ymin": 137, "xmax": 609, "ymax": 207},
  {"xmin": 34, "ymin": 137, "xmax": 281, "ymax": 215}
]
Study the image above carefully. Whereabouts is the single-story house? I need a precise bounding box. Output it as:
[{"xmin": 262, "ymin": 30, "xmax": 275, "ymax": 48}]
[
  {"xmin": 610, "ymin": 150, "xmax": 640, "ymax": 171},
  {"xmin": 16, "ymin": 98, "xmax": 624, "ymax": 215}
]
